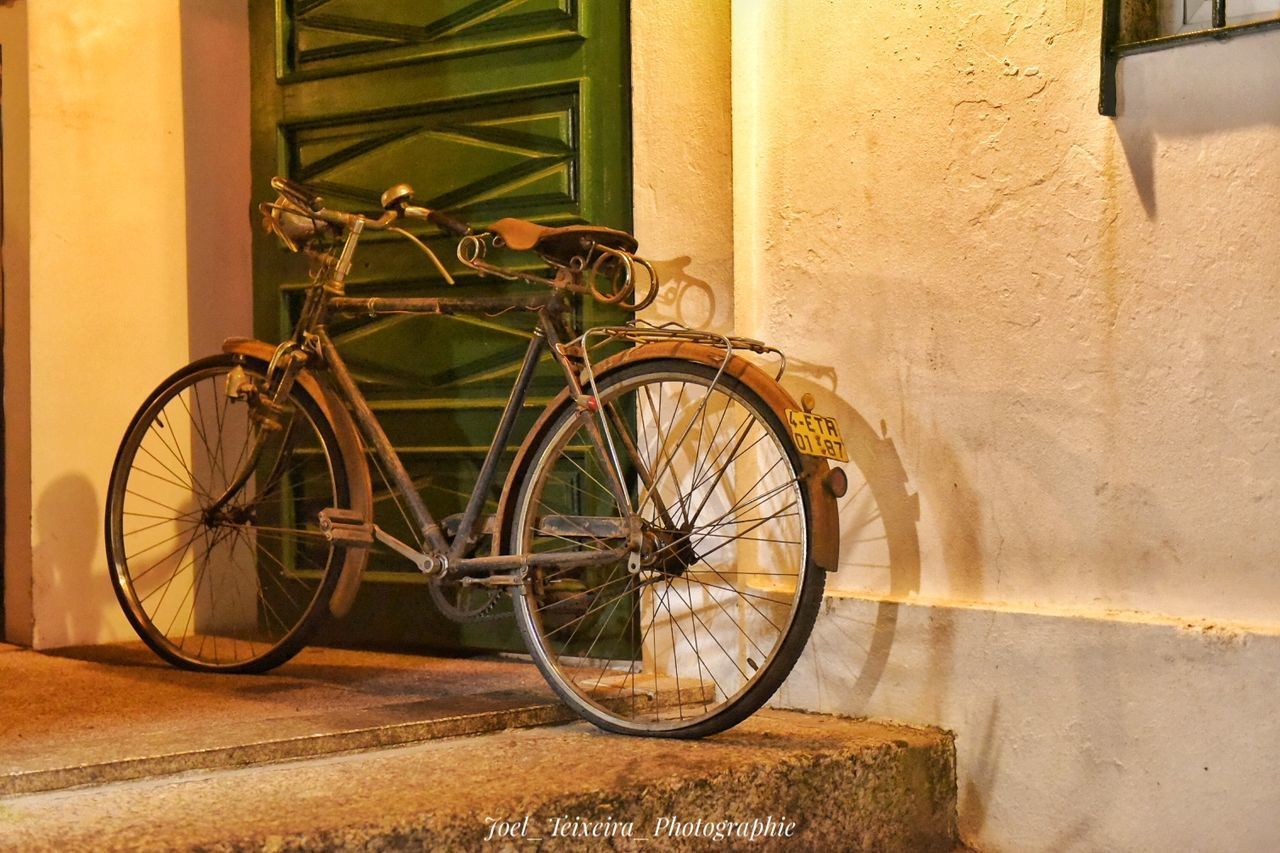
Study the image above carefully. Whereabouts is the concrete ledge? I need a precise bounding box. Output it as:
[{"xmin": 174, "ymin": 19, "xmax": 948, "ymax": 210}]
[{"xmin": 0, "ymin": 711, "xmax": 957, "ymax": 851}]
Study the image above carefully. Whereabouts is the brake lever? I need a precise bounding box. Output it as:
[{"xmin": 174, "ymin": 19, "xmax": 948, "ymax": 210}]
[{"xmin": 270, "ymin": 176, "xmax": 323, "ymax": 213}]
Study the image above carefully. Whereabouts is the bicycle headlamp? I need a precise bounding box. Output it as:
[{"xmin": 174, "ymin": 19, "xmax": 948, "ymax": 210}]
[{"xmin": 261, "ymin": 195, "xmax": 325, "ymax": 252}]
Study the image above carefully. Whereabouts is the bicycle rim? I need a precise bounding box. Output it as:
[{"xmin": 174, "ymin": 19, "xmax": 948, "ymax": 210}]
[{"xmin": 106, "ymin": 356, "xmax": 346, "ymax": 672}]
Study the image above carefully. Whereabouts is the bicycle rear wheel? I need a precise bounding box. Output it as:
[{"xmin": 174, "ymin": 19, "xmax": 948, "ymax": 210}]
[
  {"xmin": 105, "ymin": 354, "xmax": 349, "ymax": 672},
  {"xmin": 510, "ymin": 358, "xmax": 824, "ymax": 737}
]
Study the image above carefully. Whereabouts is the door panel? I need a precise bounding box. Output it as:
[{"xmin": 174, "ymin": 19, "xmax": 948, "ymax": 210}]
[
  {"xmin": 250, "ymin": 0, "xmax": 631, "ymax": 651},
  {"xmin": 285, "ymin": 0, "xmax": 584, "ymax": 79}
]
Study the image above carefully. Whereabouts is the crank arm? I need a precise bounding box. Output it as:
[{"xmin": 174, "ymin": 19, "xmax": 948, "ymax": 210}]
[{"xmin": 355, "ymin": 524, "xmax": 448, "ymax": 576}]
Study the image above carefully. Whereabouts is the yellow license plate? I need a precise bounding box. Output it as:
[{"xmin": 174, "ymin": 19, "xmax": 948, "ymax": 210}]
[{"xmin": 785, "ymin": 409, "xmax": 849, "ymax": 463}]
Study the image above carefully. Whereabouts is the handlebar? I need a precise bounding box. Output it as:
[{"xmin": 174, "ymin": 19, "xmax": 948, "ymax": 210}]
[
  {"xmin": 263, "ymin": 176, "xmax": 655, "ymax": 309},
  {"xmin": 400, "ymin": 204, "xmax": 472, "ymax": 237},
  {"xmin": 268, "ymin": 176, "xmax": 472, "ymax": 236}
]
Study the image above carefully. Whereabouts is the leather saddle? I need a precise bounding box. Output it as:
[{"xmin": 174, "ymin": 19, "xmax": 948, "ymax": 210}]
[{"xmin": 489, "ymin": 217, "xmax": 638, "ymax": 265}]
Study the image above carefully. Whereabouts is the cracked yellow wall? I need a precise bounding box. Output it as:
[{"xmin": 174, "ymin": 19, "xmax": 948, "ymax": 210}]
[
  {"xmin": 734, "ymin": 0, "xmax": 1280, "ymax": 623},
  {"xmin": 716, "ymin": 2, "xmax": 1280, "ymax": 849}
]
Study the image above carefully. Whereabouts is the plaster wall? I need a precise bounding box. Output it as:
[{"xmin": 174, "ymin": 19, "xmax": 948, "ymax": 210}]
[
  {"xmin": 14, "ymin": 2, "xmax": 186, "ymax": 646},
  {"xmin": 734, "ymin": 1, "xmax": 1280, "ymax": 624},
  {"xmin": 2, "ymin": 0, "xmax": 251, "ymax": 646},
  {"xmin": 632, "ymin": 2, "xmax": 1280, "ymax": 849},
  {"xmin": 180, "ymin": 0, "xmax": 253, "ymax": 360},
  {"xmin": 631, "ymin": 0, "xmax": 734, "ymax": 332},
  {"xmin": 720, "ymin": 1, "xmax": 1280, "ymax": 850}
]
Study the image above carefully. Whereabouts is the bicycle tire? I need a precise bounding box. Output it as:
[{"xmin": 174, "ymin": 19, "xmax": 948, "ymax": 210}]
[
  {"xmin": 105, "ymin": 353, "xmax": 349, "ymax": 673},
  {"xmin": 509, "ymin": 358, "xmax": 824, "ymax": 737}
]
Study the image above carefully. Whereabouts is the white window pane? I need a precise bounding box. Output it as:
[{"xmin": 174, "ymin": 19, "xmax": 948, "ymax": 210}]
[{"xmin": 1184, "ymin": 0, "xmax": 1280, "ymax": 27}]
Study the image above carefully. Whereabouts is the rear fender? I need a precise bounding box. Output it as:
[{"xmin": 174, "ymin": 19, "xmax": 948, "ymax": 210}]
[
  {"xmin": 221, "ymin": 337, "xmax": 374, "ymax": 617},
  {"xmin": 495, "ymin": 341, "xmax": 841, "ymax": 572}
]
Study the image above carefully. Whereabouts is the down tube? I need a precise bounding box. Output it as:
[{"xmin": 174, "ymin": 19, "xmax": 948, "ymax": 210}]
[{"xmin": 447, "ymin": 328, "xmax": 548, "ymax": 562}]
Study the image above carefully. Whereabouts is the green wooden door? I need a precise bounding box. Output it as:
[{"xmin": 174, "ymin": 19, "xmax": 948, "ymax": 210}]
[{"xmin": 249, "ymin": 0, "xmax": 631, "ymax": 652}]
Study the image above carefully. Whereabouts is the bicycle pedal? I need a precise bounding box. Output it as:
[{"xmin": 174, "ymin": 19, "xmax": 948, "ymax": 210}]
[{"xmin": 317, "ymin": 508, "xmax": 374, "ymax": 546}]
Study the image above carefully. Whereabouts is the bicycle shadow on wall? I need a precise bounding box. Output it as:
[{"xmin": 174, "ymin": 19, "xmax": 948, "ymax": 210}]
[
  {"xmin": 770, "ymin": 360, "xmax": 922, "ymax": 715},
  {"xmin": 635, "ymin": 261, "xmax": 922, "ymax": 711},
  {"xmin": 644, "ymin": 256, "xmax": 720, "ymax": 330}
]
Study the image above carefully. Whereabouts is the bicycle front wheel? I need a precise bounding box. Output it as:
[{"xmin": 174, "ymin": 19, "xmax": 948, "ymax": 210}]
[
  {"xmin": 106, "ymin": 354, "xmax": 349, "ymax": 672},
  {"xmin": 510, "ymin": 358, "xmax": 824, "ymax": 737}
]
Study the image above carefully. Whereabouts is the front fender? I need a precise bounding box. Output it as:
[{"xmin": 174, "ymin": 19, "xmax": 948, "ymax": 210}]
[
  {"xmin": 495, "ymin": 341, "xmax": 841, "ymax": 572},
  {"xmin": 221, "ymin": 337, "xmax": 374, "ymax": 617}
]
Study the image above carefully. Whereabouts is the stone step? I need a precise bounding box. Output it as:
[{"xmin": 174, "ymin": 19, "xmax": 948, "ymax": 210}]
[
  {"xmin": 0, "ymin": 687, "xmax": 577, "ymax": 797},
  {"xmin": 0, "ymin": 644, "xmax": 574, "ymax": 796},
  {"xmin": 0, "ymin": 710, "xmax": 958, "ymax": 852}
]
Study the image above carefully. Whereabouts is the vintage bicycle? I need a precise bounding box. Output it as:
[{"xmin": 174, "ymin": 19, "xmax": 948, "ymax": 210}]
[{"xmin": 105, "ymin": 177, "xmax": 846, "ymax": 737}]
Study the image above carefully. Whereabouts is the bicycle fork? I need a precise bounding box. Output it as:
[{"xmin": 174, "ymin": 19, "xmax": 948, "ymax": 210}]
[{"xmin": 201, "ymin": 346, "xmax": 310, "ymax": 520}]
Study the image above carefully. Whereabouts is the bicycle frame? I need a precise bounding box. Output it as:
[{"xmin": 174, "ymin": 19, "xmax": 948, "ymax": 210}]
[{"xmin": 272, "ymin": 224, "xmax": 642, "ymax": 585}]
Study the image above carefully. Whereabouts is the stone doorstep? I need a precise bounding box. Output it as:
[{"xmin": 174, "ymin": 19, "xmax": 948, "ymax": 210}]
[
  {"xmin": 0, "ymin": 644, "xmax": 575, "ymax": 798},
  {"xmin": 0, "ymin": 688, "xmax": 578, "ymax": 798},
  {"xmin": 0, "ymin": 711, "xmax": 960, "ymax": 852},
  {"xmin": 1, "ymin": 656, "xmax": 708, "ymax": 799}
]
